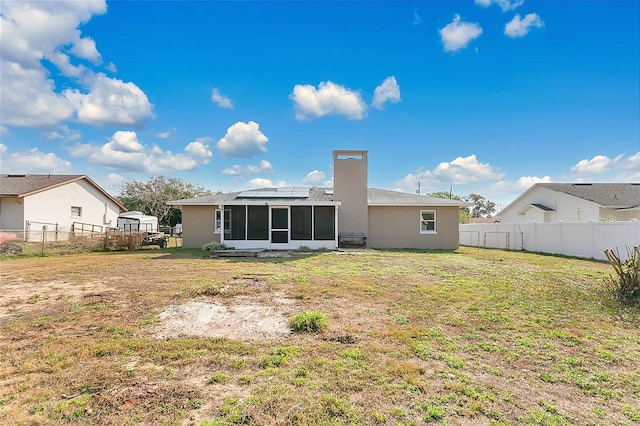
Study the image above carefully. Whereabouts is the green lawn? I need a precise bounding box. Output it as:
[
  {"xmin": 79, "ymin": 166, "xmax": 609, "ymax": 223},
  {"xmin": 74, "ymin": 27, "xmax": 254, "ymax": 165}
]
[{"xmin": 1, "ymin": 247, "xmax": 638, "ymax": 425}]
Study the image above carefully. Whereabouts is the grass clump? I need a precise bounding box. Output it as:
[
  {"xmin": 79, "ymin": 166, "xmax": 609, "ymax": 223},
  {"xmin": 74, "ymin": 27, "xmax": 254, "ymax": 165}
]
[
  {"xmin": 603, "ymin": 246, "xmax": 640, "ymax": 305},
  {"xmin": 202, "ymin": 241, "xmax": 228, "ymax": 252},
  {"xmin": 287, "ymin": 311, "xmax": 327, "ymax": 333}
]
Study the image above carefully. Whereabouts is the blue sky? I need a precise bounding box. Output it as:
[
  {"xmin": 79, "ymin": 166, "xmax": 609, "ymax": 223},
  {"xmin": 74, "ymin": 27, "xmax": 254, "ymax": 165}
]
[{"xmin": 1, "ymin": 0, "xmax": 638, "ymax": 209}]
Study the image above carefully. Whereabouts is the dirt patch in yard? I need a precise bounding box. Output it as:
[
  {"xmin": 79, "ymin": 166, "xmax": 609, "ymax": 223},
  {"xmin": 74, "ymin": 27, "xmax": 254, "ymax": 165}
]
[
  {"xmin": 0, "ymin": 277, "xmax": 115, "ymax": 320},
  {"xmin": 151, "ymin": 295, "xmax": 296, "ymax": 341}
]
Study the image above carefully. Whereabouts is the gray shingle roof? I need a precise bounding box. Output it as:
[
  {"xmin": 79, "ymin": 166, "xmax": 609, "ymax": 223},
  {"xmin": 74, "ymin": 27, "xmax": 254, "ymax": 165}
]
[
  {"xmin": 0, "ymin": 174, "xmax": 125, "ymax": 210},
  {"xmin": 1, "ymin": 174, "xmax": 85, "ymax": 196},
  {"xmin": 367, "ymin": 188, "xmax": 469, "ymax": 206},
  {"xmin": 537, "ymin": 183, "xmax": 640, "ymax": 208},
  {"xmin": 169, "ymin": 187, "xmax": 469, "ymax": 207}
]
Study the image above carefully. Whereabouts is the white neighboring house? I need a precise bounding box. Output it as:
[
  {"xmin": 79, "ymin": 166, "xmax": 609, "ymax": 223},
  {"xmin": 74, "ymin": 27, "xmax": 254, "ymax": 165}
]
[
  {"xmin": 0, "ymin": 174, "xmax": 125, "ymax": 237},
  {"xmin": 497, "ymin": 183, "xmax": 640, "ymax": 223}
]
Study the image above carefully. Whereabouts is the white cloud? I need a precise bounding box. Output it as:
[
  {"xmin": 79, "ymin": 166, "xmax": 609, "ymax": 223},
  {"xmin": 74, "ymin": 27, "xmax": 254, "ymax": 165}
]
[
  {"xmin": 248, "ymin": 178, "xmax": 286, "ymax": 189},
  {"xmin": 67, "ymin": 73, "xmax": 154, "ymax": 127},
  {"xmin": 396, "ymin": 155, "xmax": 503, "ymax": 193},
  {"xmin": 571, "ymin": 154, "xmax": 619, "ymax": 176},
  {"xmin": 222, "ymin": 160, "xmax": 273, "ymax": 176},
  {"xmin": 0, "ymin": 1, "xmax": 154, "ymax": 129},
  {"xmin": 106, "ymin": 62, "xmax": 117, "ymax": 73},
  {"xmin": 439, "ymin": 15, "xmax": 483, "ymax": 52},
  {"xmin": 44, "ymin": 125, "xmax": 81, "ymax": 141},
  {"xmin": 211, "ymin": 88, "xmax": 234, "ymax": 109},
  {"xmin": 157, "ymin": 127, "xmax": 176, "ymax": 139},
  {"xmin": 505, "ymin": 13, "xmax": 544, "ymax": 38},
  {"xmin": 413, "ymin": 10, "xmax": 422, "ymax": 26},
  {"xmin": 0, "ymin": 146, "xmax": 72, "ymax": 174},
  {"xmin": 614, "ymin": 152, "xmax": 640, "ymax": 181},
  {"xmin": 290, "ymin": 81, "xmax": 367, "ymax": 120},
  {"xmin": 517, "ymin": 175, "xmax": 552, "ymax": 188},
  {"xmin": 475, "ymin": 0, "xmax": 524, "ymax": 12},
  {"xmin": 302, "ymin": 170, "xmax": 329, "ymax": 186},
  {"xmin": 217, "ymin": 121, "xmax": 268, "ymax": 158},
  {"xmin": 0, "ymin": 126, "xmax": 8, "ymax": 135},
  {"xmin": 68, "ymin": 131, "xmax": 213, "ymax": 174},
  {"xmin": 371, "ymin": 76, "xmax": 401, "ymax": 110}
]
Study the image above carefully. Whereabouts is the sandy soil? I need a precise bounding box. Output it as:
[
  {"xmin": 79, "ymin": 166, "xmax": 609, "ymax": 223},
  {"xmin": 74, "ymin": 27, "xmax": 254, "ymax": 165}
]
[
  {"xmin": 0, "ymin": 277, "xmax": 115, "ymax": 320},
  {"xmin": 151, "ymin": 295, "xmax": 295, "ymax": 341}
]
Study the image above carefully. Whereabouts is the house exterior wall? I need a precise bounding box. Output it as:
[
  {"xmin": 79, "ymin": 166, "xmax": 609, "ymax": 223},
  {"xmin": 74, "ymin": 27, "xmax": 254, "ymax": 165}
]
[
  {"xmin": 22, "ymin": 180, "xmax": 121, "ymax": 232},
  {"xmin": 333, "ymin": 150, "xmax": 368, "ymax": 236},
  {"xmin": 499, "ymin": 186, "xmax": 601, "ymax": 223},
  {"xmin": 181, "ymin": 205, "xmax": 217, "ymax": 248},
  {"xmin": 0, "ymin": 197, "xmax": 24, "ymax": 230},
  {"xmin": 601, "ymin": 207, "xmax": 640, "ymax": 221},
  {"xmin": 367, "ymin": 206, "xmax": 460, "ymax": 249}
]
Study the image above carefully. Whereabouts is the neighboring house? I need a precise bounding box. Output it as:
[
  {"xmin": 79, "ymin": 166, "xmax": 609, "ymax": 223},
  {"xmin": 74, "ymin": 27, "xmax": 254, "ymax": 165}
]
[
  {"xmin": 169, "ymin": 150, "xmax": 468, "ymax": 250},
  {"xmin": 497, "ymin": 183, "xmax": 640, "ymax": 223},
  {"xmin": 0, "ymin": 174, "xmax": 125, "ymax": 237}
]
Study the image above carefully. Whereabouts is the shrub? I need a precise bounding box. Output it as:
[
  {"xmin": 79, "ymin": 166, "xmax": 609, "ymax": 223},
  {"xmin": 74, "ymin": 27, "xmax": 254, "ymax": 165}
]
[
  {"xmin": 202, "ymin": 241, "xmax": 228, "ymax": 252},
  {"xmin": 288, "ymin": 311, "xmax": 328, "ymax": 333},
  {"xmin": 603, "ymin": 246, "xmax": 640, "ymax": 305}
]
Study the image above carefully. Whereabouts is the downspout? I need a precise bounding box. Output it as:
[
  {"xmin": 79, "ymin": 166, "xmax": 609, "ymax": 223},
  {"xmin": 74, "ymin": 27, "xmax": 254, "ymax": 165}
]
[
  {"xmin": 219, "ymin": 205, "xmax": 225, "ymax": 246},
  {"xmin": 334, "ymin": 205, "xmax": 339, "ymax": 249}
]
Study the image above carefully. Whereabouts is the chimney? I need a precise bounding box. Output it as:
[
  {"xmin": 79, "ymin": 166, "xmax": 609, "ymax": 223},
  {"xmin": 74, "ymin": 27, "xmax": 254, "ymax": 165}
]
[{"xmin": 333, "ymin": 150, "xmax": 368, "ymax": 236}]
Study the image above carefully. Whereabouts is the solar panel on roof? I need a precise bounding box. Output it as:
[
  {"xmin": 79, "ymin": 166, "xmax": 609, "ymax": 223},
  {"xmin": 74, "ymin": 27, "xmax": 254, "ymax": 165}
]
[{"xmin": 237, "ymin": 187, "xmax": 310, "ymax": 198}]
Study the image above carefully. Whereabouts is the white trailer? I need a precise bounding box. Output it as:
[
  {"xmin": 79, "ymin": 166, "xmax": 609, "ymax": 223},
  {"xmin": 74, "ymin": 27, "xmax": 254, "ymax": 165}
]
[{"xmin": 116, "ymin": 211, "xmax": 168, "ymax": 248}]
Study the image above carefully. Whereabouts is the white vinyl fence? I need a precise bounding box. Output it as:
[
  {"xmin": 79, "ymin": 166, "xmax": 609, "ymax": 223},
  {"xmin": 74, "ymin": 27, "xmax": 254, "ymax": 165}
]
[{"xmin": 459, "ymin": 220, "xmax": 640, "ymax": 261}]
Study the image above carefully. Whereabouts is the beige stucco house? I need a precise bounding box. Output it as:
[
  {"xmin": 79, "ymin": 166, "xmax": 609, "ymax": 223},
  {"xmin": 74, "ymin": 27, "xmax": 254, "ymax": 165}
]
[
  {"xmin": 169, "ymin": 150, "xmax": 468, "ymax": 250},
  {"xmin": 0, "ymin": 174, "xmax": 125, "ymax": 238},
  {"xmin": 497, "ymin": 183, "xmax": 640, "ymax": 223}
]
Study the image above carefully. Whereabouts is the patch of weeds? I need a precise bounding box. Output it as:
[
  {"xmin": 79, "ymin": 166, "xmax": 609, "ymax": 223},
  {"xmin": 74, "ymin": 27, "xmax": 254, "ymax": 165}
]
[
  {"xmin": 590, "ymin": 407, "xmax": 606, "ymax": 418},
  {"xmin": 342, "ymin": 348, "xmax": 364, "ymax": 360},
  {"xmin": 258, "ymin": 354, "xmax": 286, "ymax": 368},
  {"xmin": 520, "ymin": 408, "xmax": 568, "ymax": 425},
  {"xmin": 478, "ymin": 341, "xmax": 502, "ymax": 353},
  {"xmin": 238, "ymin": 375, "xmax": 254, "ymax": 385},
  {"xmin": 32, "ymin": 316, "xmax": 52, "ymax": 325},
  {"xmin": 603, "ymin": 246, "xmax": 640, "ymax": 306},
  {"xmin": 622, "ymin": 404, "xmax": 640, "ymax": 422},
  {"xmin": 52, "ymin": 393, "xmax": 93, "ymax": 421},
  {"xmin": 421, "ymin": 402, "xmax": 446, "ymax": 422},
  {"xmin": 442, "ymin": 354, "xmax": 465, "ymax": 369},
  {"xmin": 594, "ymin": 348, "xmax": 615, "ymax": 362},
  {"xmin": 206, "ymin": 372, "xmax": 229, "ymax": 384},
  {"xmin": 318, "ymin": 394, "xmax": 354, "ymax": 418},
  {"xmin": 202, "ymin": 241, "xmax": 228, "ymax": 252},
  {"xmin": 389, "ymin": 315, "xmax": 410, "ymax": 324},
  {"xmin": 371, "ymin": 411, "xmax": 387, "ymax": 422},
  {"xmin": 229, "ymin": 357, "xmax": 246, "ymax": 369},
  {"xmin": 288, "ymin": 311, "xmax": 327, "ymax": 333},
  {"xmin": 545, "ymin": 328, "xmax": 581, "ymax": 346},
  {"xmin": 539, "ymin": 372, "xmax": 558, "ymax": 383},
  {"xmin": 99, "ymin": 325, "xmax": 133, "ymax": 337},
  {"xmin": 390, "ymin": 406, "xmax": 406, "ymax": 418}
]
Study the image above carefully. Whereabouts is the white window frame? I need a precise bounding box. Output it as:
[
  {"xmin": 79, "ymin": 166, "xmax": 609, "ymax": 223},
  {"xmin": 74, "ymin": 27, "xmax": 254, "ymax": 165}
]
[
  {"xmin": 420, "ymin": 210, "xmax": 436, "ymax": 234},
  {"xmin": 214, "ymin": 209, "xmax": 231, "ymax": 234},
  {"xmin": 71, "ymin": 206, "xmax": 82, "ymax": 217}
]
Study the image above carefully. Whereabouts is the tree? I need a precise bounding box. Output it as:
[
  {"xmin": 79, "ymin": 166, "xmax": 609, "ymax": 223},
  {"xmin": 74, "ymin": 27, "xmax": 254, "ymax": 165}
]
[
  {"xmin": 464, "ymin": 193, "xmax": 496, "ymax": 218},
  {"xmin": 427, "ymin": 191, "xmax": 470, "ymax": 223},
  {"xmin": 118, "ymin": 176, "xmax": 212, "ymax": 226}
]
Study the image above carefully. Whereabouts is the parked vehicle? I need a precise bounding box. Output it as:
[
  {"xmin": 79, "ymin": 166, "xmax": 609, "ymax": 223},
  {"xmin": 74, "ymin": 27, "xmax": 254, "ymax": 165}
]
[{"xmin": 116, "ymin": 211, "xmax": 168, "ymax": 248}]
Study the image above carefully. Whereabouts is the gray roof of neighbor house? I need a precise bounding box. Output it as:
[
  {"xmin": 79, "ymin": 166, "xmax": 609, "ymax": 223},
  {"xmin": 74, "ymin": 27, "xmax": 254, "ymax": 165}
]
[
  {"xmin": 536, "ymin": 183, "xmax": 640, "ymax": 208},
  {"xmin": 169, "ymin": 187, "xmax": 469, "ymax": 207},
  {"xmin": 0, "ymin": 174, "xmax": 126, "ymax": 210}
]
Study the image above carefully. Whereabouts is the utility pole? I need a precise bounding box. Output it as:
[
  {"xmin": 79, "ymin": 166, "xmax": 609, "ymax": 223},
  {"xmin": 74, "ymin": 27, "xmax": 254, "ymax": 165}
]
[{"xmin": 415, "ymin": 181, "xmax": 421, "ymax": 195}]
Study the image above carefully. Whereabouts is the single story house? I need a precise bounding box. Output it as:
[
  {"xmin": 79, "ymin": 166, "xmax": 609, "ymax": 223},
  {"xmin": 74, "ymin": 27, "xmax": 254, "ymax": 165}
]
[
  {"xmin": 0, "ymin": 174, "xmax": 125, "ymax": 238},
  {"xmin": 169, "ymin": 150, "xmax": 469, "ymax": 250},
  {"xmin": 496, "ymin": 183, "xmax": 640, "ymax": 223}
]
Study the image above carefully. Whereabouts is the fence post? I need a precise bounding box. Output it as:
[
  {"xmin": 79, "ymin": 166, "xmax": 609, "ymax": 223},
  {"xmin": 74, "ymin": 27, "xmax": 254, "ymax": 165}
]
[{"xmin": 41, "ymin": 225, "xmax": 47, "ymax": 256}]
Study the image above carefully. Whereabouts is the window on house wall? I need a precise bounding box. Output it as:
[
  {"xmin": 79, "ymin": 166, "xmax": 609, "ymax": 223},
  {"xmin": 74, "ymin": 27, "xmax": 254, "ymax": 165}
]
[
  {"xmin": 420, "ymin": 210, "xmax": 436, "ymax": 233},
  {"xmin": 71, "ymin": 206, "xmax": 82, "ymax": 217},
  {"xmin": 291, "ymin": 206, "xmax": 312, "ymax": 240},
  {"xmin": 314, "ymin": 206, "xmax": 335, "ymax": 240},
  {"xmin": 214, "ymin": 209, "xmax": 231, "ymax": 237}
]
